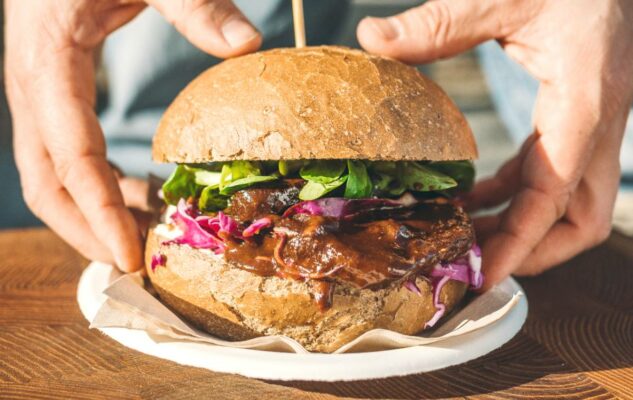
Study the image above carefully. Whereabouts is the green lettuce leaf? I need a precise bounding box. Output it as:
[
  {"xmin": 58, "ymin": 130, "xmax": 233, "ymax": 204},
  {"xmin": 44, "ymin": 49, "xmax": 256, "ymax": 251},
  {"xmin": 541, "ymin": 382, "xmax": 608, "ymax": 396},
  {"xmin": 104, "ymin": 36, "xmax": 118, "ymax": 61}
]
[
  {"xmin": 192, "ymin": 169, "xmax": 222, "ymax": 187},
  {"xmin": 300, "ymin": 160, "xmax": 346, "ymax": 184},
  {"xmin": 162, "ymin": 165, "xmax": 198, "ymax": 205},
  {"xmin": 430, "ymin": 161, "xmax": 475, "ymax": 192},
  {"xmin": 299, "ymin": 175, "xmax": 348, "ymax": 200},
  {"xmin": 219, "ymin": 175, "xmax": 278, "ymax": 196},
  {"xmin": 198, "ymin": 186, "xmax": 229, "ymax": 212},
  {"xmin": 278, "ymin": 160, "xmax": 304, "ymax": 177},
  {"xmin": 344, "ymin": 160, "xmax": 373, "ymax": 198},
  {"xmin": 400, "ymin": 162, "xmax": 457, "ymax": 192},
  {"xmin": 230, "ymin": 160, "xmax": 261, "ymax": 180}
]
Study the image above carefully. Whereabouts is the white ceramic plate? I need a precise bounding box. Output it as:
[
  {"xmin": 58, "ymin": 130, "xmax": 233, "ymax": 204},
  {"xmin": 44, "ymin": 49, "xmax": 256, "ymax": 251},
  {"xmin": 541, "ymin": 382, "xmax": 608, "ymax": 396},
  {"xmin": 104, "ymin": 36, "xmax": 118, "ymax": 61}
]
[{"xmin": 77, "ymin": 262, "xmax": 528, "ymax": 381}]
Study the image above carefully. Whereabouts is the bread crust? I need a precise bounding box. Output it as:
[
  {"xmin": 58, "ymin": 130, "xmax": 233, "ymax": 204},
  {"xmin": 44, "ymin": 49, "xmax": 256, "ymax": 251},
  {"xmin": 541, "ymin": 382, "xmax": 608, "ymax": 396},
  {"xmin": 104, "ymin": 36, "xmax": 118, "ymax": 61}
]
[
  {"xmin": 153, "ymin": 46, "xmax": 477, "ymax": 163},
  {"xmin": 145, "ymin": 228, "xmax": 468, "ymax": 353}
]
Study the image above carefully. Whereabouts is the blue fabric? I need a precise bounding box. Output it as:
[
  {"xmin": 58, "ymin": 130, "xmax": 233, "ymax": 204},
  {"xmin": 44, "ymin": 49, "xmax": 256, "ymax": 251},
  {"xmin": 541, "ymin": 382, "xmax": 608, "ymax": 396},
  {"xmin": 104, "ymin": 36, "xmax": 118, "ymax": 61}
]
[{"xmin": 477, "ymin": 41, "xmax": 633, "ymax": 177}]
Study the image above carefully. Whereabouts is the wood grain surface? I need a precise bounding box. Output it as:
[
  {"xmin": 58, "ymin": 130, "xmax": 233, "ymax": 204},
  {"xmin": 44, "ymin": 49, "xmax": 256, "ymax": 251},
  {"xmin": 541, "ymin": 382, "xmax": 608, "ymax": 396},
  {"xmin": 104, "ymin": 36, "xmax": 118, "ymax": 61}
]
[{"xmin": 0, "ymin": 228, "xmax": 632, "ymax": 399}]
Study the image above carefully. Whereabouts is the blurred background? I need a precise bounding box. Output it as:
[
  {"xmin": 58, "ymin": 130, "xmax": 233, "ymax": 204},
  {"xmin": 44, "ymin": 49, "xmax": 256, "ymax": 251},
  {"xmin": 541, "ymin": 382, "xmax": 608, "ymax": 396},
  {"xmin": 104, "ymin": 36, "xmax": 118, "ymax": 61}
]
[{"xmin": 0, "ymin": 0, "xmax": 630, "ymax": 233}]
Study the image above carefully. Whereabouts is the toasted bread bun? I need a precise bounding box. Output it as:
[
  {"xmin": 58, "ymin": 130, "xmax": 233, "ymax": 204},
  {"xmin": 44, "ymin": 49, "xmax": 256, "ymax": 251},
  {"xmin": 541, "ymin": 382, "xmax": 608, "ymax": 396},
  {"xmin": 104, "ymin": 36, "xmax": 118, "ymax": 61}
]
[
  {"xmin": 145, "ymin": 228, "xmax": 467, "ymax": 353},
  {"xmin": 153, "ymin": 46, "xmax": 477, "ymax": 163}
]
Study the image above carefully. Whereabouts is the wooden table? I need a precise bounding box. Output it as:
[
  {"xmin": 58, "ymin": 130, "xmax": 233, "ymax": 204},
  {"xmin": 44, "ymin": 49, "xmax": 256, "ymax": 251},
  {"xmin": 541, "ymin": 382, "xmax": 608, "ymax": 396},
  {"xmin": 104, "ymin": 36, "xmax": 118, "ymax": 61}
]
[{"xmin": 1, "ymin": 228, "xmax": 632, "ymax": 399}]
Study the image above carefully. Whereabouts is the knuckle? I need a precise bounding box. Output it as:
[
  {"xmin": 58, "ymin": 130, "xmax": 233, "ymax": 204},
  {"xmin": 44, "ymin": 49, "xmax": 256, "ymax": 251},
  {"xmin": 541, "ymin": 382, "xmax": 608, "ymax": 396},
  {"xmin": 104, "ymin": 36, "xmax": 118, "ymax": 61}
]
[
  {"xmin": 171, "ymin": 0, "xmax": 214, "ymax": 28},
  {"xmin": 53, "ymin": 157, "xmax": 75, "ymax": 185},
  {"xmin": 21, "ymin": 181, "xmax": 42, "ymax": 216},
  {"xmin": 417, "ymin": 1, "xmax": 453, "ymax": 51}
]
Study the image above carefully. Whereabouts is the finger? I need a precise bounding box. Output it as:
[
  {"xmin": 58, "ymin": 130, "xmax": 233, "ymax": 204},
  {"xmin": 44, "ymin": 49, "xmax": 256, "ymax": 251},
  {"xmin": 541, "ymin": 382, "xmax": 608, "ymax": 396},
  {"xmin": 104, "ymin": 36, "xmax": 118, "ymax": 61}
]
[
  {"xmin": 129, "ymin": 208, "xmax": 154, "ymax": 241},
  {"xmin": 516, "ymin": 108, "xmax": 628, "ymax": 275},
  {"xmin": 466, "ymin": 156, "xmax": 521, "ymax": 212},
  {"xmin": 8, "ymin": 81, "xmax": 113, "ymax": 263},
  {"xmin": 99, "ymin": 3, "xmax": 148, "ymax": 34},
  {"xmin": 480, "ymin": 84, "xmax": 605, "ymax": 289},
  {"xmin": 479, "ymin": 181, "xmax": 562, "ymax": 289},
  {"xmin": 466, "ymin": 133, "xmax": 540, "ymax": 211},
  {"xmin": 119, "ymin": 177, "xmax": 150, "ymax": 211},
  {"xmin": 146, "ymin": 0, "xmax": 261, "ymax": 58},
  {"xmin": 356, "ymin": 0, "xmax": 531, "ymax": 63},
  {"xmin": 28, "ymin": 52, "xmax": 142, "ymax": 272},
  {"xmin": 472, "ymin": 215, "xmax": 500, "ymax": 244}
]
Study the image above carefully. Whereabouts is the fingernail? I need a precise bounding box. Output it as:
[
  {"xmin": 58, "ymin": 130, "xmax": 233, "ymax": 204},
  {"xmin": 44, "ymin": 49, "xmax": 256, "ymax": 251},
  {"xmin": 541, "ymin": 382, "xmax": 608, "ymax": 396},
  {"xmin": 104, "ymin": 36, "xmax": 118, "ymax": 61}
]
[
  {"xmin": 221, "ymin": 19, "xmax": 259, "ymax": 48},
  {"xmin": 363, "ymin": 17, "xmax": 400, "ymax": 41}
]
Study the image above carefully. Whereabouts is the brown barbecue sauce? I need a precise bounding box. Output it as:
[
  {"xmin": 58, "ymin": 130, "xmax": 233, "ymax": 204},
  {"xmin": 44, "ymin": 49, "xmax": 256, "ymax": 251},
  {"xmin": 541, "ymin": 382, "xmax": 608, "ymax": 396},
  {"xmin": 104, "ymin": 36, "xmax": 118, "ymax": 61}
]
[{"xmin": 221, "ymin": 185, "xmax": 473, "ymax": 310}]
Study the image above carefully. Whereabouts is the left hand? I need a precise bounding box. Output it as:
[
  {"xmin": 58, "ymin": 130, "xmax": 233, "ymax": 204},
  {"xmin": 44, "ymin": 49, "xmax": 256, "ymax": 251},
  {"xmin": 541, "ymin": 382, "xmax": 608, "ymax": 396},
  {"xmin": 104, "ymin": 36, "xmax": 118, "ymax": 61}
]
[{"xmin": 356, "ymin": 0, "xmax": 633, "ymax": 289}]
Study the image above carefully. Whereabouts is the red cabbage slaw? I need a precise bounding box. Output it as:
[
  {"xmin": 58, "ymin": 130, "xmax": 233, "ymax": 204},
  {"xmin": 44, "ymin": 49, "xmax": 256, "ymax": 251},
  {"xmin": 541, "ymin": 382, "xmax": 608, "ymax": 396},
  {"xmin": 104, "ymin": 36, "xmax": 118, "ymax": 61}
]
[
  {"xmin": 161, "ymin": 199, "xmax": 270, "ymax": 255},
  {"xmin": 422, "ymin": 244, "xmax": 483, "ymax": 328},
  {"xmin": 150, "ymin": 253, "xmax": 166, "ymax": 272},
  {"xmin": 162, "ymin": 196, "xmax": 418, "ymax": 253},
  {"xmin": 282, "ymin": 193, "xmax": 418, "ymax": 220}
]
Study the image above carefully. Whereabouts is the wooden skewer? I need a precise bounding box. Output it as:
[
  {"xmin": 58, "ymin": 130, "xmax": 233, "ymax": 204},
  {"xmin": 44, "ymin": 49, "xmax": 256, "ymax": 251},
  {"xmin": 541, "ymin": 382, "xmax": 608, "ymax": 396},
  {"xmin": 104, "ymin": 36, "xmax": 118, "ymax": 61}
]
[{"xmin": 292, "ymin": 0, "xmax": 306, "ymax": 48}]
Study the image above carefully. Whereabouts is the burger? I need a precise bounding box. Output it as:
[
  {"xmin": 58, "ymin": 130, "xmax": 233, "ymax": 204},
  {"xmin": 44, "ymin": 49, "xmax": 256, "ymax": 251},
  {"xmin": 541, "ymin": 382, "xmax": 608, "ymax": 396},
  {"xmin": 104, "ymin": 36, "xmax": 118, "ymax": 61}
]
[{"xmin": 146, "ymin": 46, "xmax": 483, "ymax": 353}]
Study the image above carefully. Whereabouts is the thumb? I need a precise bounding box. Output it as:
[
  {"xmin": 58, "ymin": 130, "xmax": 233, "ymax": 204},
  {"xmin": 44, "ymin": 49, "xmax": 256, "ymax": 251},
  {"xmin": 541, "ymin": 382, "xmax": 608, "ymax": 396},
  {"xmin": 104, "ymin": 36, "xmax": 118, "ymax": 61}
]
[
  {"xmin": 357, "ymin": 0, "xmax": 518, "ymax": 63},
  {"xmin": 147, "ymin": 0, "xmax": 262, "ymax": 58}
]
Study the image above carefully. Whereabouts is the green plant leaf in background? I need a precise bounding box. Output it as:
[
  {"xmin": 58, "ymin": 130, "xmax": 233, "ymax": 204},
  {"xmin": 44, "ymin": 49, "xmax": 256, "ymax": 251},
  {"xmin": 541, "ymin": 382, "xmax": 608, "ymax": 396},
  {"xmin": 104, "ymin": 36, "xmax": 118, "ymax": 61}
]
[
  {"xmin": 162, "ymin": 165, "xmax": 198, "ymax": 205},
  {"xmin": 299, "ymin": 175, "xmax": 348, "ymax": 200},
  {"xmin": 400, "ymin": 162, "xmax": 457, "ymax": 192},
  {"xmin": 344, "ymin": 160, "xmax": 373, "ymax": 198}
]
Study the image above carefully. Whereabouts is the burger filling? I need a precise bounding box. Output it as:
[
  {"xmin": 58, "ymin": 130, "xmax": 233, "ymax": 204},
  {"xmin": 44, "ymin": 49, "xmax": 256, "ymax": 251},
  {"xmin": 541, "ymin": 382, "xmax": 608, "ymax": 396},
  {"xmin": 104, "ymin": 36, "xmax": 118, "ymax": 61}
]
[{"xmin": 155, "ymin": 160, "xmax": 483, "ymax": 326}]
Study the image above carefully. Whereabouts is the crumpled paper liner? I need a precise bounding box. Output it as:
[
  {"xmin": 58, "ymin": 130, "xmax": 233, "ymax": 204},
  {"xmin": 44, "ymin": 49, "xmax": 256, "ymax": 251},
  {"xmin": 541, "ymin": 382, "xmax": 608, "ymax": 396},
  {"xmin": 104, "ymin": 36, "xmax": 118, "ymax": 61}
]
[{"xmin": 90, "ymin": 269, "xmax": 522, "ymax": 354}]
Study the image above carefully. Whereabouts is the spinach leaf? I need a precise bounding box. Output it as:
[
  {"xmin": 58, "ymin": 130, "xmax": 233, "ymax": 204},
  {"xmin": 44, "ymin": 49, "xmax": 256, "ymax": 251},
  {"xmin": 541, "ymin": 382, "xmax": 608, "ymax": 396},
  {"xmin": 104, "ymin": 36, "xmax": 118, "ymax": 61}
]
[
  {"xmin": 219, "ymin": 164, "xmax": 232, "ymax": 190},
  {"xmin": 162, "ymin": 165, "xmax": 197, "ymax": 205},
  {"xmin": 371, "ymin": 172, "xmax": 392, "ymax": 192},
  {"xmin": 299, "ymin": 175, "xmax": 348, "ymax": 200},
  {"xmin": 400, "ymin": 162, "xmax": 457, "ymax": 192},
  {"xmin": 344, "ymin": 160, "xmax": 373, "ymax": 198},
  {"xmin": 219, "ymin": 175, "xmax": 278, "ymax": 196},
  {"xmin": 369, "ymin": 161, "xmax": 398, "ymax": 176},
  {"xmin": 300, "ymin": 160, "xmax": 346, "ymax": 184},
  {"xmin": 430, "ymin": 161, "xmax": 475, "ymax": 192},
  {"xmin": 230, "ymin": 160, "xmax": 261, "ymax": 180},
  {"xmin": 192, "ymin": 169, "xmax": 222, "ymax": 187},
  {"xmin": 198, "ymin": 186, "xmax": 229, "ymax": 212},
  {"xmin": 278, "ymin": 160, "xmax": 305, "ymax": 177}
]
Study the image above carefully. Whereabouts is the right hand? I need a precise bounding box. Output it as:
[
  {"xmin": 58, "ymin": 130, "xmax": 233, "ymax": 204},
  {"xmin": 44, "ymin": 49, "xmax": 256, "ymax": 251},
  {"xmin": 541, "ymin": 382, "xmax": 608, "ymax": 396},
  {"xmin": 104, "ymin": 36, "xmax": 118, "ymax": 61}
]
[{"xmin": 4, "ymin": 0, "xmax": 262, "ymax": 271}]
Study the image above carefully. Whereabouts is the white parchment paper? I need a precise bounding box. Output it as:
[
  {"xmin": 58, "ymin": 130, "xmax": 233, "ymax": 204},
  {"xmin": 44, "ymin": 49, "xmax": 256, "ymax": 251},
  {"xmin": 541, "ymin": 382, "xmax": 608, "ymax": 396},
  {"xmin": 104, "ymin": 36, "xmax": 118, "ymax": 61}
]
[{"xmin": 90, "ymin": 270, "xmax": 522, "ymax": 354}]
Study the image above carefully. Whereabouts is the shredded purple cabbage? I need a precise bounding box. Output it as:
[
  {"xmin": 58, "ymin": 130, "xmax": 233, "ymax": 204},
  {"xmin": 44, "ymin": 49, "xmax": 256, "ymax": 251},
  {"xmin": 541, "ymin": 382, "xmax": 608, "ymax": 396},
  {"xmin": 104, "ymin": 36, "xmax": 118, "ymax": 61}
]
[
  {"xmin": 164, "ymin": 199, "xmax": 226, "ymax": 253},
  {"xmin": 218, "ymin": 211, "xmax": 243, "ymax": 239},
  {"xmin": 150, "ymin": 253, "xmax": 166, "ymax": 272},
  {"xmin": 424, "ymin": 244, "xmax": 484, "ymax": 328},
  {"xmin": 283, "ymin": 193, "xmax": 418, "ymax": 220},
  {"xmin": 163, "ymin": 199, "xmax": 251, "ymax": 254},
  {"xmin": 243, "ymin": 217, "xmax": 273, "ymax": 238},
  {"xmin": 426, "ymin": 276, "xmax": 450, "ymax": 328},
  {"xmin": 403, "ymin": 279, "xmax": 422, "ymax": 296}
]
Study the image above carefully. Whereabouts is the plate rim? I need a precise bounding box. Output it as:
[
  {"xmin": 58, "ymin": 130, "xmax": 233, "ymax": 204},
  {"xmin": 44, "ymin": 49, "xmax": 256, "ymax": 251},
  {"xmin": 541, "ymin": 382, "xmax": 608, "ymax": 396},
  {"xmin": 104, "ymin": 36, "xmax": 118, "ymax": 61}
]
[{"xmin": 77, "ymin": 261, "xmax": 528, "ymax": 382}]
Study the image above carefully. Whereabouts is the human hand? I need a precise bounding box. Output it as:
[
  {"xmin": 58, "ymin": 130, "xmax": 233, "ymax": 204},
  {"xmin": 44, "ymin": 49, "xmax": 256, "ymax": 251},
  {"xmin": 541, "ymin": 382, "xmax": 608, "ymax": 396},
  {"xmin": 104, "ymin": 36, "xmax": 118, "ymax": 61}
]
[
  {"xmin": 357, "ymin": 0, "xmax": 633, "ymax": 288},
  {"xmin": 4, "ymin": 0, "xmax": 262, "ymax": 271}
]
